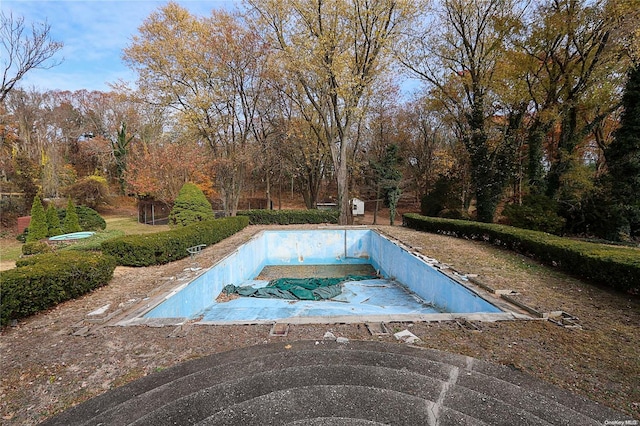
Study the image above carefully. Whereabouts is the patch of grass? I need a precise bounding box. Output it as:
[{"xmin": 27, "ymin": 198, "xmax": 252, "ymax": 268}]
[
  {"xmin": 1, "ymin": 215, "xmax": 169, "ymax": 265},
  {"xmin": 104, "ymin": 215, "xmax": 170, "ymax": 235},
  {"xmin": 0, "ymin": 239, "xmax": 22, "ymax": 262},
  {"xmin": 63, "ymin": 230, "xmax": 126, "ymax": 251}
]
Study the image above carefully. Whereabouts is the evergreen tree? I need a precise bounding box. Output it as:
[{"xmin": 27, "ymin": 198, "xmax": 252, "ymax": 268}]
[
  {"xmin": 168, "ymin": 183, "xmax": 214, "ymax": 227},
  {"xmin": 605, "ymin": 65, "xmax": 640, "ymax": 238},
  {"xmin": 371, "ymin": 144, "xmax": 403, "ymax": 226},
  {"xmin": 26, "ymin": 196, "xmax": 48, "ymax": 242},
  {"xmin": 45, "ymin": 205, "xmax": 62, "ymax": 237},
  {"xmin": 112, "ymin": 122, "xmax": 133, "ymax": 195},
  {"xmin": 63, "ymin": 198, "xmax": 82, "ymax": 233}
]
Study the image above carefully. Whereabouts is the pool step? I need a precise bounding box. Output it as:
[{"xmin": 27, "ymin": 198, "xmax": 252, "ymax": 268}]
[{"xmin": 40, "ymin": 341, "xmax": 631, "ymax": 426}]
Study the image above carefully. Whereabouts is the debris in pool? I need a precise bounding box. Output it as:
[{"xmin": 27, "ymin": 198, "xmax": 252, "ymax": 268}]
[
  {"xmin": 221, "ymin": 275, "xmax": 374, "ymax": 301},
  {"xmin": 216, "ymin": 292, "xmax": 240, "ymax": 303}
]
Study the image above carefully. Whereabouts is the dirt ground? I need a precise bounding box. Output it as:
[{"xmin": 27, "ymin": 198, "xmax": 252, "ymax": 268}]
[{"xmin": 1, "ymin": 222, "xmax": 639, "ymax": 424}]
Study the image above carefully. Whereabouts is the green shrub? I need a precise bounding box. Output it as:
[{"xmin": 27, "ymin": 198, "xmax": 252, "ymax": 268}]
[
  {"xmin": 64, "ymin": 229, "xmax": 124, "ymax": 252},
  {"xmin": 565, "ymin": 193, "xmax": 636, "ymax": 242},
  {"xmin": 439, "ymin": 209, "xmax": 471, "ymax": 220},
  {"xmin": 26, "ymin": 196, "xmax": 48, "ymax": 242},
  {"xmin": 64, "ymin": 174, "xmax": 110, "ymax": 209},
  {"xmin": 58, "ymin": 205, "xmax": 106, "ymax": 231},
  {"xmin": 403, "ymin": 213, "xmax": 640, "ymax": 294},
  {"xmin": 63, "ymin": 198, "xmax": 82, "ymax": 233},
  {"xmin": 101, "ymin": 216, "xmax": 248, "ymax": 266},
  {"xmin": 168, "ymin": 183, "xmax": 215, "ymax": 227},
  {"xmin": 237, "ymin": 209, "xmax": 339, "ymax": 225},
  {"xmin": 1, "ymin": 251, "xmax": 116, "ymax": 326},
  {"xmin": 16, "ymin": 230, "xmax": 28, "ymax": 243},
  {"xmin": 502, "ymin": 194, "xmax": 565, "ymax": 235},
  {"xmin": 22, "ymin": 241, "xmax": 53, "ymax": 255},
  {"xmin": 420, "ymin": 175, "xmax": 464, "ymax": 217},
  {"xmin": 46, "ymin": 204, "xmax": 63, "ymax": 237}
]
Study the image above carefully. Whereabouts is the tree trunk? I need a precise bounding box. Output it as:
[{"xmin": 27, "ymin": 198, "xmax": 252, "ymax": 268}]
[
  {"xmin": 265, "ymin": 172, "xmax": 271, "ymax": 210},
  {"xmin": 336, "ymin": 157, "xmax": 351, "ymax": 225},
  {"xmin": 546, "ymin": 105, "xmax": 578, "ymax": 198},
  {"xmin": 527, "ymin": 119, "xmax": 549, "ymax": 194}
]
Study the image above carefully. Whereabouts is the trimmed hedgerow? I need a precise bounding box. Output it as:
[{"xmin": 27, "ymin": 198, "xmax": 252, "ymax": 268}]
[
  {"xmin": 403, "ymin": 213, "xmax": 640, "ymax": 294},
  {"xmin": 101, "ymin": 216, "xmax": 249, "ymax": 266},
  {"xmin": 237, "ymin": 209, "xmax": 339, "ymax": 225},
  {"xmin": 1, "ymin": 251, "xmax": 116, "ymax": 326},
  {"xmin": 21, "ymin": 241, "xmax": 53, "ymax": 255}
]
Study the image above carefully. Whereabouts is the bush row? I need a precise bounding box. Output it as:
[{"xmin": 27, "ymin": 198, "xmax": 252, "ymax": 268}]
[
  {"xmin": 237, "ymin": 209, "xmax": 339, "ymax": 225},
  {"xmin": 403, "ymin": 213, "xmax": 640, "ymax": 294},
  {"xmin": 101, "ymin": 216, "xmax": 249, "ymax": 266},
  {"xmin": 0, "ymin": 251, "xmax": 117, "ymax": 326}
]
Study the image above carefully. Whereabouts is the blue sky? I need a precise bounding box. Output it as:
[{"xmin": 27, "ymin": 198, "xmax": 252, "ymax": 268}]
[{"xmin": 2, "ymin": 0, "xmax": 242, "ymax": 92}]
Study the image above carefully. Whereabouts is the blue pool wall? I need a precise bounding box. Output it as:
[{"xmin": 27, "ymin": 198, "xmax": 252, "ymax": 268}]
[
  {"xmin": 145, "ymin": 229, "xmax": 501, "ymax": 319},
  {"xmin": 368, "ymin": 232, "xmax": 500, "ymax": 313}
]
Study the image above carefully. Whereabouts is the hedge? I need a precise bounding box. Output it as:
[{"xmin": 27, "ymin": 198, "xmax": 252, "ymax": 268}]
[
  {"xmin": 237, "ymin": 209, "xmax": 339, "ymax": 225},
  {"xmin": 59, "ymin": 205, "xmax": 107, "ymax": 231},
  {"xmin": 1, "ymin": 251, "xmax": 117, "ymax": 326},
  {"xmin": 21, "ymin": 241, "xmax": 53, "ymax": 255},
  {"xmin": 403, "ymin": 213, "xmax": 640, "ymax": 294},
  {"xmin": 101, "ymin": 216, "xmax": 249, "ymax": 266}
]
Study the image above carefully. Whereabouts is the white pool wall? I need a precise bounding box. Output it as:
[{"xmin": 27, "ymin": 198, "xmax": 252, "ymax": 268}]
[
  {"xmin": 263, "ymin": 229, "xmax": 371, "ymax": 265},
  {"xmin": 145, "ymin": 229, "xmax": 501, "ymax": 319}
]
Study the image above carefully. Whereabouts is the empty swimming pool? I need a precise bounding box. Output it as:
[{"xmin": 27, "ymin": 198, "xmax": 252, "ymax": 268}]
[{"xmin": 138, "ymin": 229, "xmax": 512, "ymax": 325}]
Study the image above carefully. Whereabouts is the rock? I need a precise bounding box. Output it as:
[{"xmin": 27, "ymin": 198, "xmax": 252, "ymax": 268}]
[
  {"xmin": 336, "ymin": 337, "xmax": 349, "ymax": 344},
  {"xmin": 323, "ymin": 331, "xmax": 336, "ymax": 341},
  {"xmin": 394, "ymin": 329, "xmax": 421, "ymax": 344}
]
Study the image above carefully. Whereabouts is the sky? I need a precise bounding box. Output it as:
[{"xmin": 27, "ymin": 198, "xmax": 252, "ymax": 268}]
[{"xmin": 2, "ymin": 0, "xmax": 243, "ymax": 92}]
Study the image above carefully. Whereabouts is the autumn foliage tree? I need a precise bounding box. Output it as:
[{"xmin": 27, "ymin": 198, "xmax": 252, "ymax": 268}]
[
  {"xmin": 248, "ymin": 0, "xmax": 418, "ymax": 224},
  {"xmin": 400, "ymin": 0, "xmax": 526, "ymax": 222},
  {"xmin": 125, "ymin": 140, "xmax": 215, "ymax": 204},
  {"xmin": 64, "ymin": 174, "xmax": 110, "ymax": 209},
  {"xmin": 124, "ymin": 3, "xmax": 269, "ymax": 216}
]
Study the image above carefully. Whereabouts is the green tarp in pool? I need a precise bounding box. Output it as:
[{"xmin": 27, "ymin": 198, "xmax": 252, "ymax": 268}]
[{"xmin": 222, "ymin": 275, "xmax": 374, "ymax": 301}]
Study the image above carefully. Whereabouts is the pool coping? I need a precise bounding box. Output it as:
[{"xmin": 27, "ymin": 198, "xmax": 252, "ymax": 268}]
[{"xmin": 111, "ymin": 227, "xmax": 536, "ymax": 327}]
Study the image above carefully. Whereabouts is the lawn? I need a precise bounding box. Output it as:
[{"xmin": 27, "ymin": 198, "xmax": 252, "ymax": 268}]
[{"xmin": 0, "ymin": 214, "xmax": 170, "ymax": 269}]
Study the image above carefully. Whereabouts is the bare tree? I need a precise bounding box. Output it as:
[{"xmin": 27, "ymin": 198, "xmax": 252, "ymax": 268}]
[
  {"xmin": 1, "ymin": 11, "xmax": 63, "ymax": 102},
  {"xmin": 248, "ymin": 0, "xmax": 417, "ymax": 224}
]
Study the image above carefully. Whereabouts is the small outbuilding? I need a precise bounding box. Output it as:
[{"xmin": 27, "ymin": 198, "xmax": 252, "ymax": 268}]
[{"xmin": 351, "ymin": 198, "xmax": 365, "ymax": 216}]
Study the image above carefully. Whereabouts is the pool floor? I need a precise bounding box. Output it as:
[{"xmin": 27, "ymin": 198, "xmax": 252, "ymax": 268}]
[{"xmin": 201, "ymin": 277, "xmax": 441, "ymax": 323}]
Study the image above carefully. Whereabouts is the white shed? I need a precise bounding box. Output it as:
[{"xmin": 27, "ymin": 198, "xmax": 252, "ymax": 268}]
[{"xmin": 351, "ymin": 198, "xmax": 365, "ymax": 216}]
